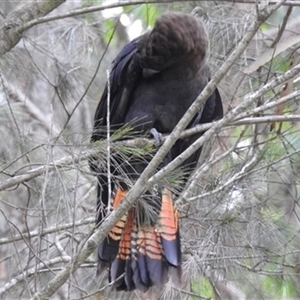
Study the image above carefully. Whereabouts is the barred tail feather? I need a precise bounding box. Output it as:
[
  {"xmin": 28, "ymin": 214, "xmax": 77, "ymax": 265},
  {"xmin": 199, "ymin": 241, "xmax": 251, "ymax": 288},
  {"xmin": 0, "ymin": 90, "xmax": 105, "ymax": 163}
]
[
  {"xmin": 97, "ymin": 187, "xmax": 181, "ymax": 291},
  {"xmin": 144, "ymin": 227, "xmax": 168, "ymax": 285},
  {"xmin": 157, "ymin": 189, "xmax": 181, "ymax": 266},
  {"xmin": 110, "ymin": 208, "xmax": 135, "ymax": 290},
  {"xmin": 132, "ymin": 227, "xmax": 149, "ymax": 291},
  {"xmin": 97, "ymin": 188, "xmax": 128, "ymax": 262}
]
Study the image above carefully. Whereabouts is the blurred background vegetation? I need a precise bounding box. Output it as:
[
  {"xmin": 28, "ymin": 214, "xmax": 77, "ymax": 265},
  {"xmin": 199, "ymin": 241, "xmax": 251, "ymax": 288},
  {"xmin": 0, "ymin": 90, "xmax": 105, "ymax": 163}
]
[{"xmin": 1, "ymin": 1, "xmax": 300, "ymax": 299}]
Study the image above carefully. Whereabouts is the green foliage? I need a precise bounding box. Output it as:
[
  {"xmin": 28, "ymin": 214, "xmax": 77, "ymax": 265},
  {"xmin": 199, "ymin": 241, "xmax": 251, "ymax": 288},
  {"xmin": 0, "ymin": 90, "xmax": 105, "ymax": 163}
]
[
  {"xmin": 262, "ymin": 134, "xmax": 289, "ymax": 163},
  {"xmin": 100, "ymin": 3, "xmax": 161, "ymax": 45},
  {"xmin": 264, "ymin": 127, "xmax": 300, "ymax": 171},
  {"xmin": 191, "ymin": 278, "xmax": 214, "ymax": 299},
  {"xmin": 91, "ymin": 125, "xmax": 154, "ymax": 159},
  {"xmin": 162, "ymin": 167, "xmax": 186, "ymax": 190},
  {"xmin": 103, "ymin": 17, "xmax": 119, "ymax": 45},
  {"xmin": 80, "ymin": 0, "xmax": 99, "ymax": 6},
  {"xmin": 281, "ymin": 128, "xmax": 300, "ymax": 157},
  {"xmin": 260, "ymin": 22, "xmax": 269, "ymax": 32},
  {"xmin": 271, "ymin": 56, "xmax": 291, "ymax": 73},
  {"xmin": 114, "ymin": 140, "xmax": 154, "ymax": 159},
  {"xmin": 110, "ymin": 124, "xmax": 137, "ymax": 140},
  {"xmin": 231, "ymin": 124, "xmax": 252, "ymax": 140},
  {"xmin": 263, "ymin": 275, "xmax": 296, "ymax": 299},
  {"xmin": 134, "ymin": 4, "xmax": 161, "ymax": 27}
]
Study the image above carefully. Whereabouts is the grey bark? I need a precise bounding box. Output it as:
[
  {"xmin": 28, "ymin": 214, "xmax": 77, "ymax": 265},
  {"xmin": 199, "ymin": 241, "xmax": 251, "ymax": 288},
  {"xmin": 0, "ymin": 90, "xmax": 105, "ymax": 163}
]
[{"xmin": 0, "ymin": 0, "xmax": 65, "ymax": 56}]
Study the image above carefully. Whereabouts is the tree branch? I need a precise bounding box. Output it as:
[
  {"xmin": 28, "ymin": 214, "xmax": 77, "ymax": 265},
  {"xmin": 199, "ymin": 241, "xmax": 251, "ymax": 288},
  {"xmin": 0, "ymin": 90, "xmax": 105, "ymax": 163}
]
[
  {"xmin": 0, "ymin": 256, "xmax": 71, "ymax": 296},
  {"xmin": 1, "ymin": 110, "xmax": 300, "ymax": 193},
  {"xmin": 0, "ymin": 217, "xmax": 94, "ymax": 246},
  {"xmin": 18, "ymin": 0, "xmax": 300, "ymax": 33},
  {"xmin": 0, "ymin": 0, "xmax": 66, "ymax": 56}
]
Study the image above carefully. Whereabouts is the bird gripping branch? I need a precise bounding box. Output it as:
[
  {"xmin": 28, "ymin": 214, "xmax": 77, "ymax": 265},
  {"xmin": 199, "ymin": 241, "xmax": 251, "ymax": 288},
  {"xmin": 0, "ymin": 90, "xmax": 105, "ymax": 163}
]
[{"xmin": 89, "ymin": 12, "xmax": 223, "ymax": 292}]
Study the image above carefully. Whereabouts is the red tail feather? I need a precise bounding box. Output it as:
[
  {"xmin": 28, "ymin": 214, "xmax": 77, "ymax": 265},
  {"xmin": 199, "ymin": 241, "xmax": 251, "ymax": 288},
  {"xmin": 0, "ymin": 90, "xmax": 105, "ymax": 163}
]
[{"xmin": 98, "ymin": 187, "xmax": 181, "ymax": 291}]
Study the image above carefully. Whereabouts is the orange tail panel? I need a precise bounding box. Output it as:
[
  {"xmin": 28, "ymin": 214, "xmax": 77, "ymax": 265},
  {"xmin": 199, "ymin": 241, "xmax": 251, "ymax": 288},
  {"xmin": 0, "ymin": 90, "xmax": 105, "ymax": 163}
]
[
  {"xmin": 98, "ymin": 187, "xmax": 181, "ymax": 291},
  {"xmin": 156, "ymin": 189, "xmax": 181, "ymax": 266}
]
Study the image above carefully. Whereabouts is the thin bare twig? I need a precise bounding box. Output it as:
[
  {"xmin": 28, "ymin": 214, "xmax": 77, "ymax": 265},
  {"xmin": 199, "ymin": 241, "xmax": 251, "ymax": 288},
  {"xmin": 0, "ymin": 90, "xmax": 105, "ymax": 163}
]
[
  {"xmin": 0, "ymin": 217, "xmax": 94, "ymax": 245},
  {"xmin": 0, "ymin": 256, "xmax": 71, "ymax": 296},
  {"xmin": 270, "ymin": 5, "xmax": 293, "ymax": 48}
]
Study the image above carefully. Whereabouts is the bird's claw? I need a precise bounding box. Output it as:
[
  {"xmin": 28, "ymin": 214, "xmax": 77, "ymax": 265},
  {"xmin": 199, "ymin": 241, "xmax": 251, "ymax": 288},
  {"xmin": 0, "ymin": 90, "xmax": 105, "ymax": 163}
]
[{"xmin": 150, "ymin": 128, "xmax": 163, "ymax": 149}]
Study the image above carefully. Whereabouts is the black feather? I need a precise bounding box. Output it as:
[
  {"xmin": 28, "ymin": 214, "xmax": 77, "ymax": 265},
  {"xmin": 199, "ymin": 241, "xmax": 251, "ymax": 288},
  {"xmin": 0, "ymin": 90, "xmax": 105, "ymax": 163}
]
[{"xmin": 90, "ymin": 12, "xmax": 223, "ymax": 292}]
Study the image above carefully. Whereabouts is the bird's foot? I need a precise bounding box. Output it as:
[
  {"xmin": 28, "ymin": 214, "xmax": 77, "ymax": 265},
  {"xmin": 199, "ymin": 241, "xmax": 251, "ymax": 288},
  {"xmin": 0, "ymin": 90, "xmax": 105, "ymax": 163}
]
[{"xmin": 150, "ymin": 128, "xmax": 163, "ymax": 149}]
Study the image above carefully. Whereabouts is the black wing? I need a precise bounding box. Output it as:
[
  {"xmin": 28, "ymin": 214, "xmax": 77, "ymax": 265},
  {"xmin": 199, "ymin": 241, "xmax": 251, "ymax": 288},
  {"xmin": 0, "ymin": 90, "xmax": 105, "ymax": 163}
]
[
  {"xmin": 167, "ymin": 74, "xmax": 223, "ymax": 176},
  {"xmin": 89, "ymin": 36, "xmax": 142, "ymax": 228},
  {"xmin": 90, "ymin": 36, "xmax": 142, "ymax": 142}
]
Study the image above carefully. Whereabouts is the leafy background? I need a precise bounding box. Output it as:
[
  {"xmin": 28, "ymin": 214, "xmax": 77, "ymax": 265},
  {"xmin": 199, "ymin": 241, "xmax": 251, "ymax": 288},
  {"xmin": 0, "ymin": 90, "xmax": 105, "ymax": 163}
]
[{"xmin": 1, "ymin": 1, "xmax": 300, "ymax": 299}]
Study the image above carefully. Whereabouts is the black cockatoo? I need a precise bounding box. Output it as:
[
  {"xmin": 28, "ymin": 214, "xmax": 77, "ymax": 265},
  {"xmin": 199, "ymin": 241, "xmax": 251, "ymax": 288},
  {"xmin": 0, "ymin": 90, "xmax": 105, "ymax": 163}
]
[{"xmin": 89, "ymin": 12, "xmax": 223, "ymax": 291}]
